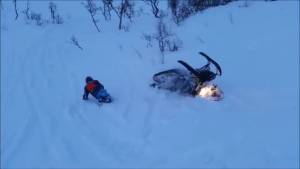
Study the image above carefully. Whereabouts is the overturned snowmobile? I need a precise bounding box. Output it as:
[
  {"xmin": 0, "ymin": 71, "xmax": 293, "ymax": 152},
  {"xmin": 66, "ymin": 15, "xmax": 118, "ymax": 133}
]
[{"xmin": 151, "ymin": 52, "xmax": 223, "ymax": 101}]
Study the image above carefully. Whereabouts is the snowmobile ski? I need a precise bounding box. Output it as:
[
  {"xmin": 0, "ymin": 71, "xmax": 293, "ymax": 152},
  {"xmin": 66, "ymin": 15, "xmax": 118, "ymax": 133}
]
[{"xmin": 199, "ymin": 52, "xmax": 222, "ymax": 75}]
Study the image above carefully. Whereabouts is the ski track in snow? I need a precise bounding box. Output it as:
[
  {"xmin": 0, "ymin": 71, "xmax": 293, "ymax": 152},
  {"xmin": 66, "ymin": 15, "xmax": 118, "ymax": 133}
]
[{"xmin": 10, "ymin": 27, "xmax": 153, "ymax": 166}]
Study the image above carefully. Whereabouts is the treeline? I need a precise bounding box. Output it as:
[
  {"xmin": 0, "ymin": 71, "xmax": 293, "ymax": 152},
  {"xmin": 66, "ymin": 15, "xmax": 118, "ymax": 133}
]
[{"xmin": 10, "ymin": 0, "xmax": 234, "ymax": 30}]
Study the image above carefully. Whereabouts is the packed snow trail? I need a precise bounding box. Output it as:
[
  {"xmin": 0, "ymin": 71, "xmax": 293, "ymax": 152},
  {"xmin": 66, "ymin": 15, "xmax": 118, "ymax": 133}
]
[{"xmin": 1, "ymin": 1, "xmax": 299, "ymax": 168}]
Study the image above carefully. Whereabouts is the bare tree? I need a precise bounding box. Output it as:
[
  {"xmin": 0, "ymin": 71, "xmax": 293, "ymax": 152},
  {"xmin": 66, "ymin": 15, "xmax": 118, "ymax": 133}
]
[
  {"xmin": 100, "ymin": 0, "xmax": 114, "ymax": 21},
  {"xmin": 144, "ymin": 0, "xmax": 160, "ymax": 18},
  {"xmin": 49, "ymin": 2, "xmax": 63, "ymax": 24},
  {"xmin": 155, "ymin": 16, "xmax": 169, "ymax": 64},
  {"xmin": 112, "ymin": 0, "xmax": 134, "ymax": 30},
  {"xmin": 154, "ymin": 14, "xmax": 182, "ymax": 64},
  {"xmin": 49, "ymin": 2, "xmax": 56, "ymax": 22},
  {"xmin": 116, "ymin": 0, "xmax": 125, "ymax": 30},
  {"xmin": 84, "ymin": 0, "xmax": 100, "ymax": 32},
  {"xmin": 13, "ymin": 0, "xmax": 18, "ymax": 20},
  {"xmin": 168, "ymin": 0, "xmax": 178, "ymax": 24},
  {"xmin": 100, "ymin": 0, "xmax": 134, "ymax": 30},
  {"xmin": 22, "ymin": 0, "xmax": 30, "ymax": 20}
]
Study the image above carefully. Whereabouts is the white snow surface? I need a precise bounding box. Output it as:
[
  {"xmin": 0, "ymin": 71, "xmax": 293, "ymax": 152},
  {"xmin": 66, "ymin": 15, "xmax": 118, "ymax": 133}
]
[{"xmin": 1, "ymin": 1, "xmax": 299, "ymax": 168}]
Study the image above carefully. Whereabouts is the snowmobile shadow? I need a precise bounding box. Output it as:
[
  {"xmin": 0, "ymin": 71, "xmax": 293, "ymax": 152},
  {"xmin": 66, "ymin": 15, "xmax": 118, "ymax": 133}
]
[{"xmin": 151, "ymin": 52, "xmax": 224, "ymax": 101}]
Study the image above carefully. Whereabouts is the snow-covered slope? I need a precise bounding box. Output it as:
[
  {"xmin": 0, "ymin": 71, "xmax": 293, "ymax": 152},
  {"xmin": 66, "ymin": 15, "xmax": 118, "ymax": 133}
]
[{"xmin": 1, "ymin": 1, "xmax": 299, "ymax": 168}]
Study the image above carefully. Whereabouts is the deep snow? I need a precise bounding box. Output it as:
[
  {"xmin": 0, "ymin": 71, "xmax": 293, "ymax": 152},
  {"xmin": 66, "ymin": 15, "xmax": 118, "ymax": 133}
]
[{"xmin": 1, "ymin": 0, "xmax": 299, "ymax": 168}]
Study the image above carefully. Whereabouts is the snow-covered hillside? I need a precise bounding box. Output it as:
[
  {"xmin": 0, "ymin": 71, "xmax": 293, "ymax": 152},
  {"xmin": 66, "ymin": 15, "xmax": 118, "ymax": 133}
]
[{"xmin": 1, "ymin": 1, "xmax": 299, "ymax": 168}]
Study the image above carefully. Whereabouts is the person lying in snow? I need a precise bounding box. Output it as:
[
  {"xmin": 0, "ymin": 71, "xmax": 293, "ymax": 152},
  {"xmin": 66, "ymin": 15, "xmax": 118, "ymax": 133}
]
[{"xmin": 82, "ymin": 76, "xmax": 112, "ymax": 103}]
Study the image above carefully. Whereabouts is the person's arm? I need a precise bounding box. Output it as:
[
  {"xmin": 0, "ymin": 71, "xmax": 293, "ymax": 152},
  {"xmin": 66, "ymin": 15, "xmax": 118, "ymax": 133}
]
[{"xmin": 83, "ymin": 86, "xmax": 89, "ymax": 100}]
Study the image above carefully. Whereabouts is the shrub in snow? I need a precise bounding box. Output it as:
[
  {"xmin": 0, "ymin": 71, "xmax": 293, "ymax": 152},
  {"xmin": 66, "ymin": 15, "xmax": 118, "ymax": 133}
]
[
  {"xmin": 142, "ymin": 33, "xmax": 153, "ymax": 48},
  {"xmin": 22, "ymin": 0, "xmax": 30, "ymax": 20},
  {"xmin": 188, "ymin": 0, "xmax": 233, "ymax": 12},
  {"xmin": 20, "ymin": 1, "xmax": 62, "ymax": 26},
  {"xmin": 70, "ymin": 36, "xmax": 83, "ymax": 50},
  {"xmin": 30, "ymin": 12, "xmax": 43, "ymax": 26},
  {"xmin": 155, "ymin": 15, "xmax": 182, "ymax": 63},
  {"xmin": 168, "ymin": 0, "xmax": 192, "ymax": 25},
  {"xmin": 168, "ymin": 0, "xmax": 233, "ymax": 25},
  {"xmin": 165, "ymin": 36, "xmax": 182, "ymax": 52}
]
